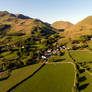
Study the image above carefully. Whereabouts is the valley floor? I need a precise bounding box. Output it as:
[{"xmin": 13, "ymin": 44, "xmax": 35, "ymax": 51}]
[
  {"xmin": 1, "ymin": 49, "xmax": 92, "ymax": 92},
  {"xmin": 0, "ymin": 63, "xmax": 42, "ymax": 92},
  {"xmin": 11, "ymin": 63, "xmax": 74, "ymax": 92}
]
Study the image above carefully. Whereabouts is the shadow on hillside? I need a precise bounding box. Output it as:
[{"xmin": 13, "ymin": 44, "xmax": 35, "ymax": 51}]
[
  {"xmin": 78, "ymin": 76, "xmax": 87, "ymax": 82},
  {"xmin": 53, "ymin": 58, "xmax": 65, "ymax": 62},
  {"xmin": 79, "ymin": 69, "xmax": 85, "ymax": 73},
  {"xmin": 0, "ymin": 75, "xmax": 10, "ymax": 81},
  {"xmin": 79, "ymin": 83, "xmax": 89, "ymax": 91}
]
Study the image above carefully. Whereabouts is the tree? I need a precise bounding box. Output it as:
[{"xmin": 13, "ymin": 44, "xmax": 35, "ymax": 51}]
[{"xmin": 80, "ymin": 35, "xmax": 89, "ymax": 43}]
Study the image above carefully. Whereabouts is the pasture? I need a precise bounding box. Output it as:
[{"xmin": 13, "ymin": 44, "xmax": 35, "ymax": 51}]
[
  {"xmin": 0, "ymin": 63, "xmax": 42, "ymax": 92},
  {"xmin": 70, "ymin": 50, "xmax": 92, "ymax": 92},
  {"xmin": 12, "ymin": 63, "xmax": 74, "ymax": 92},
  {"xmin": 70, "ymin": 50, "xmax": 92, "ymax": 62}
]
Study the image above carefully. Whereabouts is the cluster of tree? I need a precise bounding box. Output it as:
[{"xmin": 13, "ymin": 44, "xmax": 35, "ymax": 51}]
[
  {"xmin": 0, "ymin": 24, "xmax": 10, "ymax": 36},
  {"xmin": 75, "ymin": 64, "xmax": 89, "ymax": 91},
  {"xmin": 46, "ymin": 34, "xmax": 60, "ymax": 45},
  {"xmin": 0, "ymin": 37, "xmax": 37, "ymax": 70},
  {"xmin": 72, "ymin": 35, "xmax": 92, "ymax": 44},
  {"xmin": 72, "ymin": 40, "xmax": 80, "ymax": 44},
  {"xmin": 31, "ymin": 26, "xmax": 56, "ymax": 37},
  {"xmin": 0, "ymin": 24, "xmax": 10, "ymax": 31},
  {"xmin": 72, "ymin": 44, "xmax": 88, "ymax": 50},
  {"xmin": 8, "ymin": 32, "xmax": 25, "ymax": 36},
  {"xmin": 78, "ymin": 62, "xmax": 91, "ymax": 72}
]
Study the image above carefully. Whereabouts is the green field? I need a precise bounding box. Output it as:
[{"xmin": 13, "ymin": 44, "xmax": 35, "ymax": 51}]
[
  {"xmin": 70, "ymin": 50, "xmax": 92, "ymax": 62},
  {"xmin": 12, "ymin": 63, "xmax": 74, "ymax": 92},
  {"xmin": 0, "ymin": 50, "xmax": 18, "ymax": 61},
  {"xmin": 70, "ymin": 50, "xmax": 92, "ymax": 92},
  {"xmin": 70, "ymin": 50, "xmax": 92, "ymax": 71},
  {"xmin": 0, "ymin": 63, "xmax": 42, "ymax": 92}
]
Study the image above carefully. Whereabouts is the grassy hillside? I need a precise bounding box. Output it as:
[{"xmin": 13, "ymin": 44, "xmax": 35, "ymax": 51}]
[
  {"xmin": 0, "ymin": 11, "xmax": 59, "ymax": 72},
  {"xmin": 64, "ymin": 16, "xmax": 92, "ymax": 40},
  {"xmin": 0, "ymin": 11, "xmax": 56, "ymax": 37},
  {"xmin": 56, "ymin": 16, "xmax": 92, "ymax": 49},
  {"xmin": 0, "ymin": 11, "xmax": 56, "ymax": 46},
  {"xmin": 1, "ymin": 11, "xmax": 92, "ymax": 92},
  {"xmin": 51, "ymin": 21, "xmax": 73, "ymax": 30}
]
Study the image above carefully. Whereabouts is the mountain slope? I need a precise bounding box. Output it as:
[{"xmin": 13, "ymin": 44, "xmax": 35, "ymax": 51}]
[
  {"xmin": 0, "ymin": 11, "xmax": 57, "ymax": 45},
  {"xmin": 51, "ymin": 21, "xmax": 73, "ymax": 30},
  {"xmin": 0, "ymin": 11, "xmax": 56, "ymax": 36},
  {"xmin": 0, "ymin": 11, "xmax": 59, "ymax": 71},
  {"xmin": 64, "ymin": 16, "xmax": 92, "ymax": 40}
]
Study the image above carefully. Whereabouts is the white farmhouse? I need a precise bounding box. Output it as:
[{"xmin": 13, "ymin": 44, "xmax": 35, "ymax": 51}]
[{"xmin": 41, "ymin": 56, "xmax": 46, "ymax": 59}]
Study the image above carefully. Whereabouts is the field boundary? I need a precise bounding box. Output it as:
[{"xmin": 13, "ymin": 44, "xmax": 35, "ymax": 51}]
[
  {"xmin": 68, "ymin": 49, "xmax": 92, "ymax": 92},
  {"xmin": 47, "ymin": 61, "xmax": 76, "ymax": 92},
  {"xmin": 67, "ymin": 50, "xmax": 78, "ymax": 92},
  {"xmin": 7, "ymin": 51, "xmax": 77, "ymax": 92},
  {"xmin": 69, "ymin": 50, "xmax": 92, "ymax": 76},
  {"xmin": 7, "ymin": 63, "xmax": 46, "ymax": 92}
]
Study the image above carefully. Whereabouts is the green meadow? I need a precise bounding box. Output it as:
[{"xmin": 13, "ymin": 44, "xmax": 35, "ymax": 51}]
[
  {"xmin": 12, "ymin": 63, "xmax": 74, "ymax": 92},
  {"xmin": 70, "ymin": 50, "xmax": 92, "ymax": 62},
  {"xmin": 0, "ymin": 63, "xmax": 42, "ymax": 92},
  {"xmin": 70, "ymin": 50, "xmax": 92, "ymax": 92}
]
